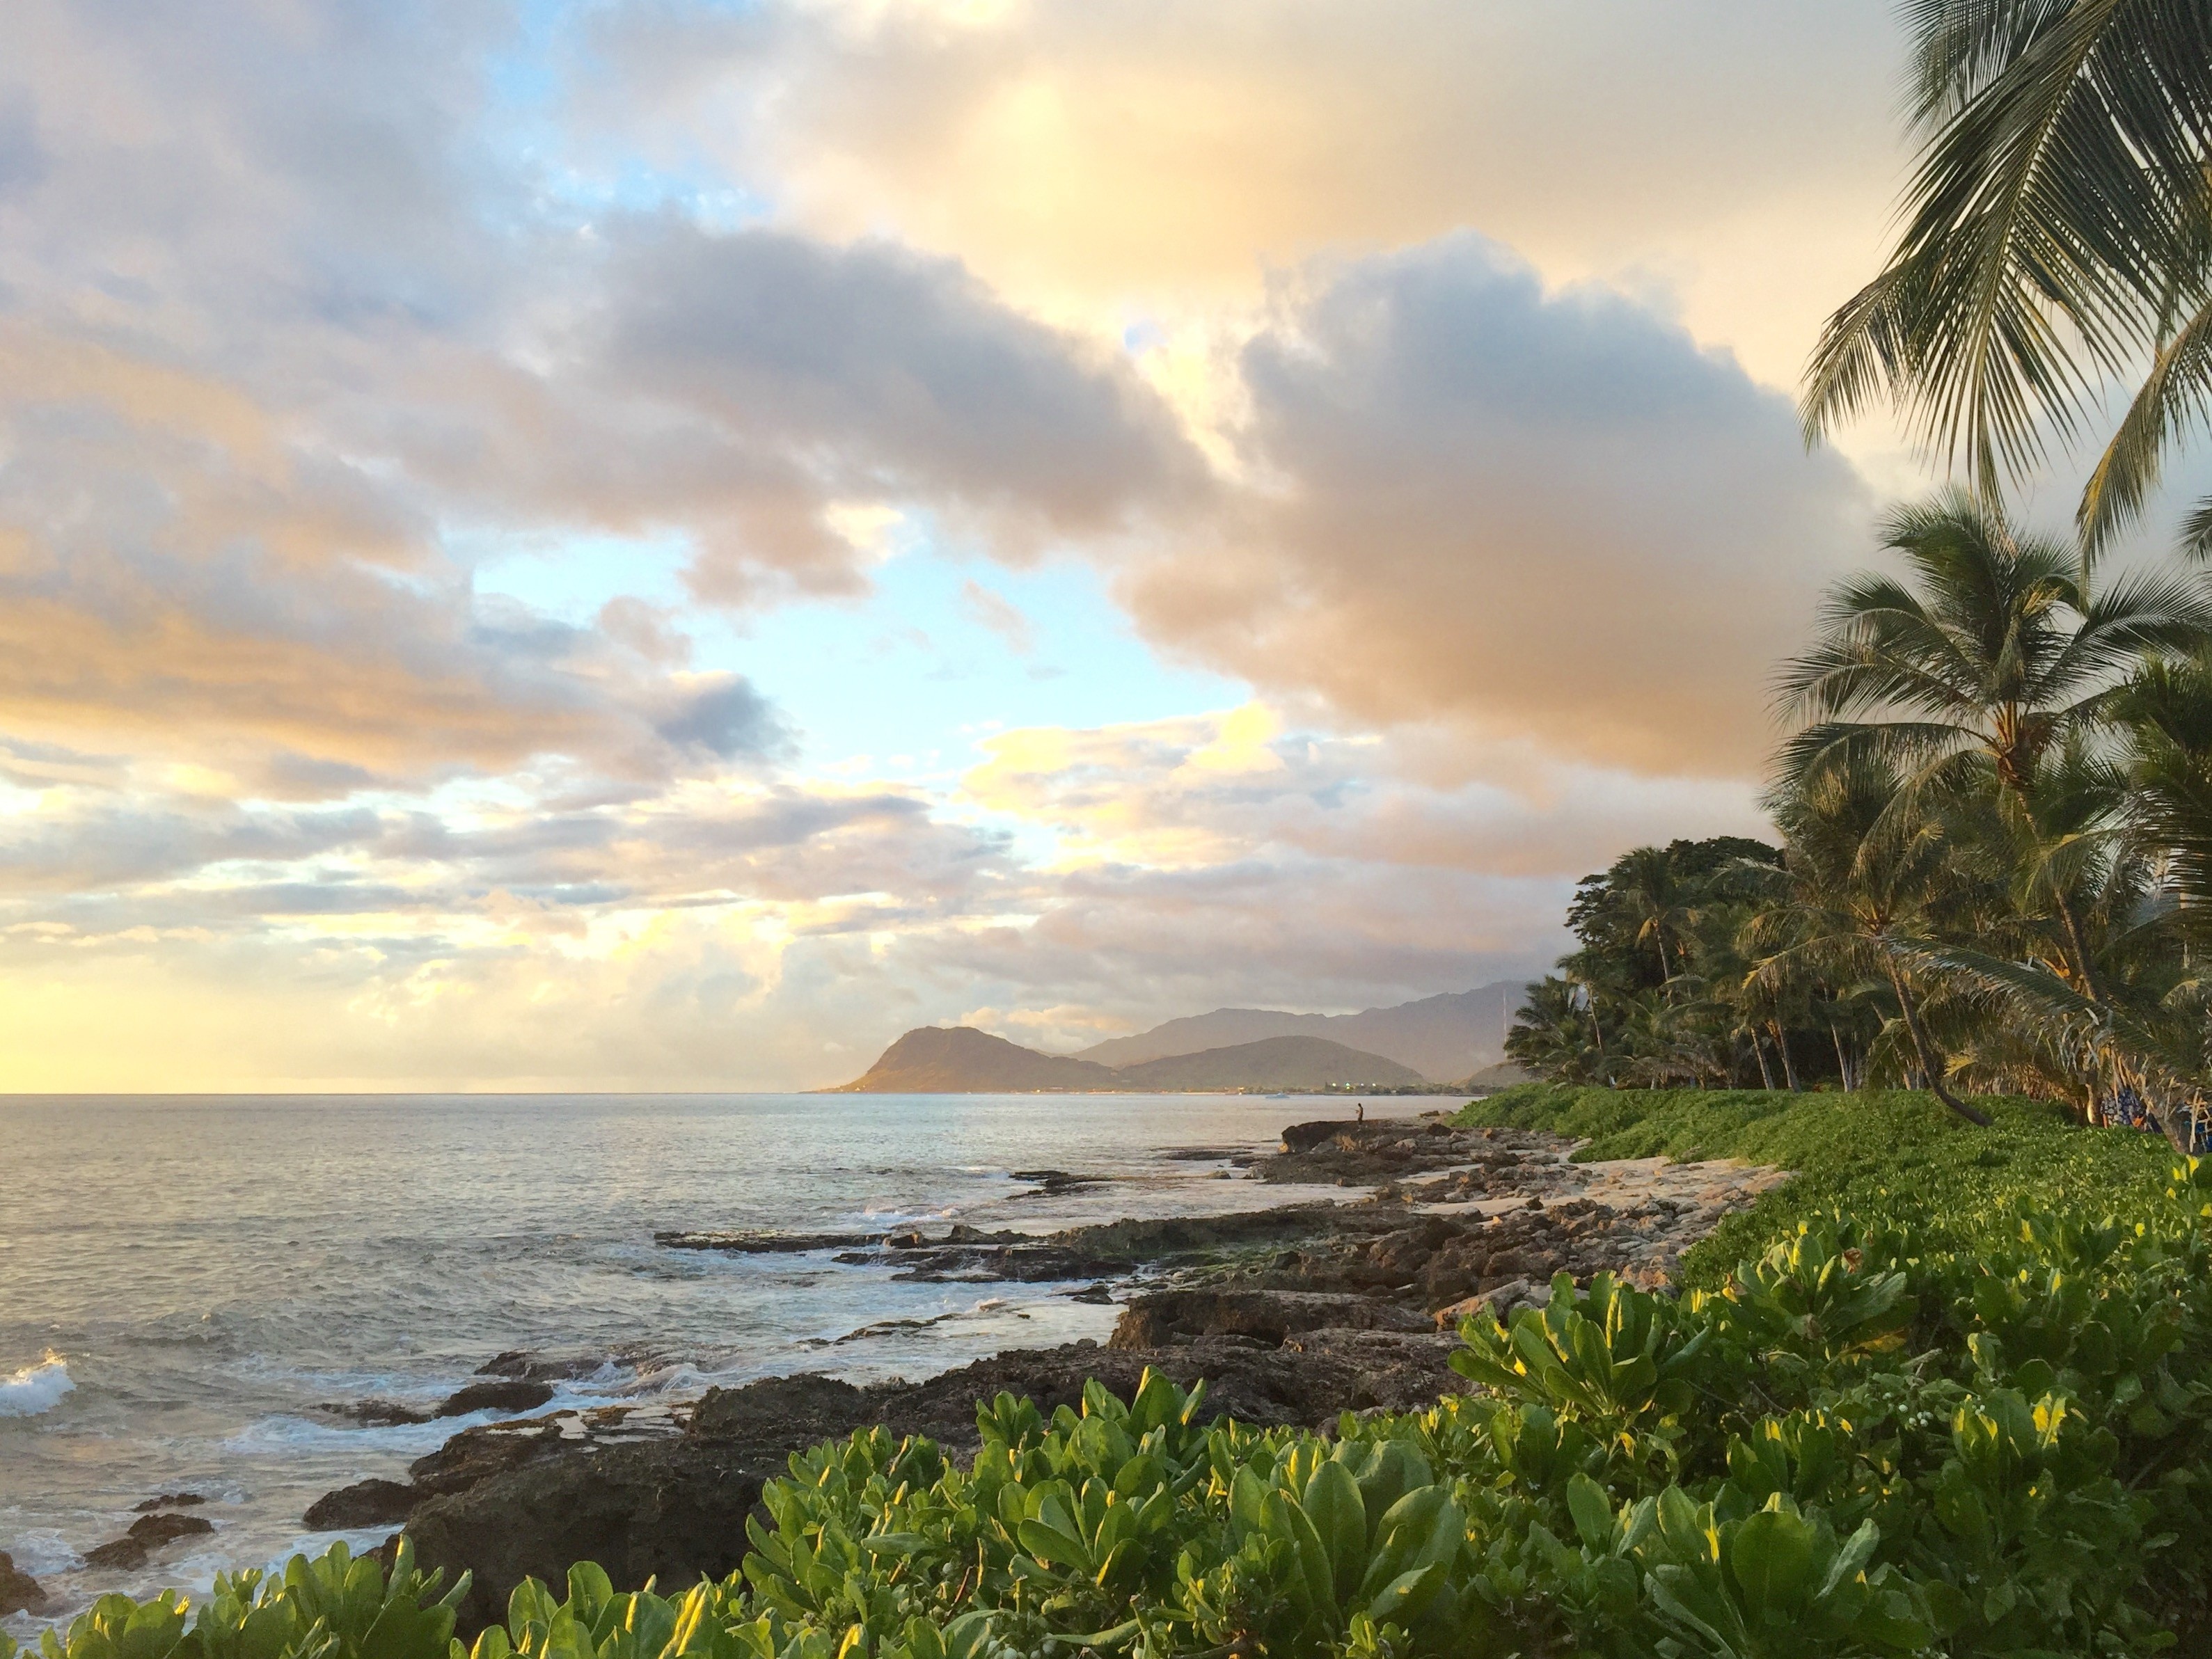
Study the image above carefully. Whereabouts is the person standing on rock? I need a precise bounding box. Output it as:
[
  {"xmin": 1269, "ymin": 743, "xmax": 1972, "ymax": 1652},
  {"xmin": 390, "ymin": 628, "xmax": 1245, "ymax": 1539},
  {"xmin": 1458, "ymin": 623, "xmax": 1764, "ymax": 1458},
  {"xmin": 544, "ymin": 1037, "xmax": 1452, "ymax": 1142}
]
[{"xmin": 1356, "ymin": 1102, "xmax": 1365, "ymax": 1122}]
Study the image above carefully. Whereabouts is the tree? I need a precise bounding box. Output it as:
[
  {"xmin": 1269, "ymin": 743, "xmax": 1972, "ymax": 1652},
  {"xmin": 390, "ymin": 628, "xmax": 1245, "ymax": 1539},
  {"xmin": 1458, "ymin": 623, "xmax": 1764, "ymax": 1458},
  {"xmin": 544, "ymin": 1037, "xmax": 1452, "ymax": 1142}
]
[
  {"xmin": 1503, "ymin": 976, "xmax": 1611, "ymax": 1085},
  {"xmin": 1747, "ymin": 754, "xmax": 1996, "ymax": 1125},
  {"xmin": 1776, "ymin": 491, "xmax": 2209, "ymax": 1000},
  {"xmin": 1802, "ymin": 0, "xmax": 2212, "ymax": 552},
  {"xmin": 1611, "ymin": 846, "xmax": 1703, "ymax": 983}
]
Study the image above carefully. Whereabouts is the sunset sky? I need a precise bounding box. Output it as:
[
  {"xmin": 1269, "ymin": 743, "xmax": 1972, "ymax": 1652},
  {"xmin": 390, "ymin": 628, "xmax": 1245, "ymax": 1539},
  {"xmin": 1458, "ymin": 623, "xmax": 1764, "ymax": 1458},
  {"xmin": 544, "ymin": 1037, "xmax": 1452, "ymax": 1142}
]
[{"xmin": 3, "ymin": 1, "xmax": 2199, "ymax": 1090}]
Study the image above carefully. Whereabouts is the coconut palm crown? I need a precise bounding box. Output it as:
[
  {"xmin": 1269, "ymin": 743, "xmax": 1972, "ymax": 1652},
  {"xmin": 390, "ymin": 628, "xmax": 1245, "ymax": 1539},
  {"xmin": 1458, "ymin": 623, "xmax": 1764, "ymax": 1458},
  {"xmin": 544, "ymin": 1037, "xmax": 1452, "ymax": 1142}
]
[
  {"xmin": 1776, "ymin": 493, "xmax": 2210, "ymax": 796},
  {"xmin": 1801, "ymin": 0, "xmax": 2212, "ymax": 550}
]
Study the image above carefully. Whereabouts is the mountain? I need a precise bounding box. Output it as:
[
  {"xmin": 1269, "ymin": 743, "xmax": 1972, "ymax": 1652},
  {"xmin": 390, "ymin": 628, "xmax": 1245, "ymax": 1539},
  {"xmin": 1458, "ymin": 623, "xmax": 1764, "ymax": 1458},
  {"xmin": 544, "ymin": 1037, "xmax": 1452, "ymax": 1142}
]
[
  {"xmin": 828, "ymin": 1026, "xmax": 1121, "ymax": 1093},
  {"xmin": 1113, "ymin": 1036, "xmax": 1424, "ymax": 1091},
  {"xmin": 1073, "ymin": 983, "xmax": 1529, "ymax": 1082},
  {"xmin": 829, "ymin": 1028, "xmax": 1423, "ymax": 1093}
]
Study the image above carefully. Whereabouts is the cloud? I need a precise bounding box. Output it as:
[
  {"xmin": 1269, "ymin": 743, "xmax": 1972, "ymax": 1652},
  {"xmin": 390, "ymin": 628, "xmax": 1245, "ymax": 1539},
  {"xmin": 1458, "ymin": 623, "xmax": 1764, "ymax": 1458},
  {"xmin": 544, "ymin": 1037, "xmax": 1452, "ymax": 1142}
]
[
  {"xmin": 593, "ymin": 223, "xmax": 1206, "ymax": 557},
  {"xmin": 1114, "ymin": 236, "xmax": 1874, "ymax": 775},
  {"xmin": 0, "ymin": 333, "xmax": 789, "ymax": 791},
  {"xmin": 962, "ymin": 704, "xmax": 1768, "ymax": 878},
  {"xmin": 354, "ymin": 221, "xmax": 1210, "ymax": 608},
  {"xmin": 572, "ymin": 0, "xmax": 1906, "ymax": 387},
  {"xmin": 959, "ymin": 580, "xmax": 1036, "ymax": 653},
  {"xmin": 0, "ymin": 0, "xmax": 1208, "ymax": 794},
  {"xmin": 652, "ymin": 675, "xmax": 787, "ymax": 759}
]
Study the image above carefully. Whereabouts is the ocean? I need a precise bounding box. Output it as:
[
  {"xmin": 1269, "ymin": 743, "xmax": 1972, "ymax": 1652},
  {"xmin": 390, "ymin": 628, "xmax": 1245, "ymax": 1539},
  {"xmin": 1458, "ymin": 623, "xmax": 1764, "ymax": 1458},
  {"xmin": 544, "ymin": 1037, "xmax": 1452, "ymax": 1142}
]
[{"xmin": 0, "ymin": 1091, "xmax": 1423, "ymax": 1624}]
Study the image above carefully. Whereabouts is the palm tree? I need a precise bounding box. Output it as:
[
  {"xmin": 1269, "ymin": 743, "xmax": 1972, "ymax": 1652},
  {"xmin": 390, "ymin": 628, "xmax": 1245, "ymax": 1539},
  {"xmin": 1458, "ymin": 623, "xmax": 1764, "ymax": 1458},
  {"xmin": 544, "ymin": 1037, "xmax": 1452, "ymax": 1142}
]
[
  {"xmin": 1610, "ymin": 986, "xmax": 1719, "ymax": 1089},
  {"xmin": 1506, "ymin": 977, "xmax": 1612, "ymax": 1085},
  {"xmin": 1611, "ymin": 846, "xmax": 1703, "ymax": 984},
  {"xmin": 1801, "ymin": 1, "xmax": 2212, "ymax": 551},
  {"xmin": 1776, "ymin": 492, "xmax": 2209, "ymax": 1000},
  {"xmin": 1747, "ymin": 754, "xmax": 1995, "ymax": 1125},
  {"xmin": 1877, "ymin": 656, "xmax": 2212, "ymax": 1144},
  {"xmin": 2114, "ymin": 648, "xmax": 2212, "ymax": 944}
]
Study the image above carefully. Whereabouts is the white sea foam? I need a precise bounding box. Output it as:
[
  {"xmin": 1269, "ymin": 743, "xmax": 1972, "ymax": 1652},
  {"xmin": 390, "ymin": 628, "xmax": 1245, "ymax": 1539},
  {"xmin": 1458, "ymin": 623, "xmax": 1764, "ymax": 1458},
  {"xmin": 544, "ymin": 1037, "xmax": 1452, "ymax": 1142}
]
[
  {"xmin": 0, "ymin": 1354, "xmax": 74, "ymax": 1417},
  {"xmin": 2, "ymin": 1530, "xmax": 81, "ymax": 1578}
]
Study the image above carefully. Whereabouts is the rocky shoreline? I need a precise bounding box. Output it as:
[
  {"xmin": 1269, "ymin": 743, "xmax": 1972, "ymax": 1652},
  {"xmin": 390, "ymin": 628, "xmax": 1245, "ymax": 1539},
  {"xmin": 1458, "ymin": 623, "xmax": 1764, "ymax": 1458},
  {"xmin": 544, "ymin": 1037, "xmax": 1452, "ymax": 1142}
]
[
  {"xmin": 348, "ymin": 1116, "xmax": 1779, "ymax": 1632},
  {"xmin": 8, "ymin": 1114, "xmax": 1783, "ymax": 1630}
]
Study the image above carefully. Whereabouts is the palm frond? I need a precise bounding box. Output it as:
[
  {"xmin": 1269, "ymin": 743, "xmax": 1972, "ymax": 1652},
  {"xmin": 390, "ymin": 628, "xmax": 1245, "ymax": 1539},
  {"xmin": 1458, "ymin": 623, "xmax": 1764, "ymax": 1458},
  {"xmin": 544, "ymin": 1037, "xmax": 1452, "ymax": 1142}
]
[
  {"xmin": 1805, "ymin": 0, "xmax": 2212, "ymax": 501},
  {"xmin": 2080, "ymin": 290, "xmax": 2212, "ymax": 551}
]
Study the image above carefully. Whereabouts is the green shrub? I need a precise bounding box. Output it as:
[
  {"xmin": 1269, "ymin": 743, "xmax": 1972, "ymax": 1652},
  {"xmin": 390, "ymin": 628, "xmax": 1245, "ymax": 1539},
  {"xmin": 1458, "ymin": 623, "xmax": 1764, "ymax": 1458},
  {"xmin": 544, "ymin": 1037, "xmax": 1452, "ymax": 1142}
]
[{"xmin": 1458, "ymin": 1085, "xmax": 2177, "ymax": 1284}]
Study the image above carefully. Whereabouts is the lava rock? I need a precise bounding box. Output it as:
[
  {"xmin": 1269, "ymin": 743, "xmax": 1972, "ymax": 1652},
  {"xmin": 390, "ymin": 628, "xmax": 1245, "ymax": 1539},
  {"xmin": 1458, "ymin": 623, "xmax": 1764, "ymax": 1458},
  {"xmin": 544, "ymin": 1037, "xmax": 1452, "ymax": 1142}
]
[
  {"xmin": 1279, "ymin": 1120, "xmax": 1364, "ymax": 1154},
  {"xmin": 322, "ymin": 1399, "xmax": 433, "ymax": 1426},
  {"xmin": 1007, "ymin": 1170, "xmax": 1109, "ymax": 1196},
  {"xmin": 86, "ymin": 1511, "xmax": 215, "ymax": 1570},
  {"xmin": 1107, "ymin": 1289, "xmax": 1428, "ymax": 1349},
  {"xmin": 0, "ymin": 1552, "xmax": 46, "ymax": 1617},
  {"xmin": 305, "ymin": 1478, "xmax": 422, "ymax": 1530},
  {"xmin": 408, "ymin": 1438, "xmax": 778, "ymax": 1636},
  {"xmin": 436, "ymin": 1380, "xmax": 555, "ymax": 1418},
  {"xmin": 133, "ymin": 1492, "xmax": 206, "ymax": 1511},
  {"xmin": 1433, "ymin": 1278, "xmax": 1548, "ymax": 1328},
  {"xmin": 475, "ymin": 1351, "xmax": 615, "ymax": 1383}
]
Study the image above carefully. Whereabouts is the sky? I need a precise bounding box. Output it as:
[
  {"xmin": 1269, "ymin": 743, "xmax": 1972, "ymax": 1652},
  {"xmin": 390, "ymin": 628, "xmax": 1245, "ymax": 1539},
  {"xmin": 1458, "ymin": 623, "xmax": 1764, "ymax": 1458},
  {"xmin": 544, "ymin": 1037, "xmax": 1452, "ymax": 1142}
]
[{"xmin": 1, "ymin": 0, "xmax": 2198, "ymax": 1090}]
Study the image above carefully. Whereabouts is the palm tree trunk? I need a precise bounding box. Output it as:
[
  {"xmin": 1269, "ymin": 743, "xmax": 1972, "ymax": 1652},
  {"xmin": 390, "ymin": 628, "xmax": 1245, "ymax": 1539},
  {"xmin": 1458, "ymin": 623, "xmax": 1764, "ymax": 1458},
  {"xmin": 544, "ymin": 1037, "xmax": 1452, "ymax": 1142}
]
[
  {"xmin": 2051, "ymin": 887, "xmax": 2105, "ymax": 1002},
  {"xmin": 1882, "ymin": 960, "xmax": 1991, "ymax": 1126},
  {"xmin": 1752, "ymin": 1033, "xmax": 1776, "ymax": 1091},
  {"xmin": 1769, "ymin": 1021, "xmax": 1801, "ymax": 1090},
  {"xmin": 2151, "ymin": 1102, "xmax": 2199, "ymax": 1158},
  {"xmin": 2007, "ymin": 777, "xmax": 2104, "ymax": 1003},
  {"xmin": 1830, "ymin": 1022, "xmax": 1854, "ymax": 1090}
]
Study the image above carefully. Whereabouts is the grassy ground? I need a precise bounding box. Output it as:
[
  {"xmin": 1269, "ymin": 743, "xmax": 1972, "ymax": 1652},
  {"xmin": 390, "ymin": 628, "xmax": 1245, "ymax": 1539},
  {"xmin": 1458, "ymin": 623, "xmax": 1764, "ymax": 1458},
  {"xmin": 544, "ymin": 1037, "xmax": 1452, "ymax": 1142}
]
[{"xmin": 1456, "ymin": 1083, "xmax": 2178, "ymax": 1288}]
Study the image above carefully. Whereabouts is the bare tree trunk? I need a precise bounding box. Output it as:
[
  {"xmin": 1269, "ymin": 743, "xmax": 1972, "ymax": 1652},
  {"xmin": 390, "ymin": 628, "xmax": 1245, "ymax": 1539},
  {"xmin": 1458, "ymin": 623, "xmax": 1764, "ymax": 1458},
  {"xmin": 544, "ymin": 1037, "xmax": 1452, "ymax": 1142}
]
[
  {"xmin": 1752, "ymin": 1033, "xmax": 1776, "ymax": 1091},
  {"xmin": 1883, "ymin": 960, "xmax": 1991, "ymax": 1126},
  {"xmin": 1769, "ymin": 1020, "xmax": 1801, "ymax": 1090},
  {"xmin": 1830, "ymin": 1022, "xmax": 1854, "ymax": 1090}
]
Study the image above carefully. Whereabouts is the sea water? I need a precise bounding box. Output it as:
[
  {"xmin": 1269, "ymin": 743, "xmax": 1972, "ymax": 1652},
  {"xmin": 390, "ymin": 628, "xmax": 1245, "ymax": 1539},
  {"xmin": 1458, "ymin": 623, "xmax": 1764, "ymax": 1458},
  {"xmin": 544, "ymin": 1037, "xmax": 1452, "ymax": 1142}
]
[{"xmin": 0, "ymin": 1092, "xmax": 1425, "ymax": 1622}]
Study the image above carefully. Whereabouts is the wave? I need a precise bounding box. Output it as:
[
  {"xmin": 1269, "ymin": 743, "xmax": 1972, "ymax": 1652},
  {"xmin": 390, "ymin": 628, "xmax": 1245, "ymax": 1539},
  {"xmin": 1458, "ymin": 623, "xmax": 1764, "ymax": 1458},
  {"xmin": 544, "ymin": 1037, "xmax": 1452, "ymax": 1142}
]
[{"xmin": 0, "ymin": 1354, "xmax": 74, "ymax": 1417}]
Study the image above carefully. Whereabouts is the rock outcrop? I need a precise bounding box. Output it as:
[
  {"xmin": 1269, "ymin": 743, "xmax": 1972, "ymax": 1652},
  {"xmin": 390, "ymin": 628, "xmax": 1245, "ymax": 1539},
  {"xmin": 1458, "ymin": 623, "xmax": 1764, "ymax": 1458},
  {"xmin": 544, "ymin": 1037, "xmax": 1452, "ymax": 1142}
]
[
  {"xmin": 0, "ymin": 1552, "xmax": 46, "ymax": 1618},
  {"xmin": 82, "ymin": 1511, "xmax": 214, "ymax": 1571}
]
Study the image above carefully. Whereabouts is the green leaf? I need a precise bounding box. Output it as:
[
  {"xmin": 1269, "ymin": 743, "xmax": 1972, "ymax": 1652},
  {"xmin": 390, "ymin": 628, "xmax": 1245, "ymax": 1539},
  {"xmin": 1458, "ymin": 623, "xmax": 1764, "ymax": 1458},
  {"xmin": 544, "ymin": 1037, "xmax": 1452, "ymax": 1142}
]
[
  {"xmin": 1014, "ymin": 1518, "xmax": 1091, "ymax": 1573},
  {"xmin": 1302, "ymin": 1459, "xmax": 1367, "ymax": 1602},
  {"xmin": 1362, "ymin": 1562, "xmax": 1448, "ymax": 1628},
  {"xmin": 1728, "ymin": 1508, "xmax": 1817, "ymax": 1623},
  {"xmin": 1229, "ymin": 1466, "xmax": 1267, "ymax": 1543},
  {"xmin": 1565, "ymin": 1475, "xmax": 1614, "ymax": 1553},
  {"xmin": 1274, "ymin": 1492, "xmax": 1338, "ymax": 1620}
]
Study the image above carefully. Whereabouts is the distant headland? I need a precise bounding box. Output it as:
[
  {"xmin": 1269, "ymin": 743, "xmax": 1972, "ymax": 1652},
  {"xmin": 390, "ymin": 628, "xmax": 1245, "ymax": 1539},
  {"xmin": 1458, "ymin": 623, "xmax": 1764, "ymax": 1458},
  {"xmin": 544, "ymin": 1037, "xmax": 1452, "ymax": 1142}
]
[{"xmin": 825, "ymin": 984, "xmax": 1535, "ymax": 1093}]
